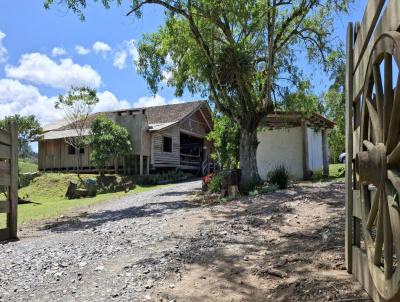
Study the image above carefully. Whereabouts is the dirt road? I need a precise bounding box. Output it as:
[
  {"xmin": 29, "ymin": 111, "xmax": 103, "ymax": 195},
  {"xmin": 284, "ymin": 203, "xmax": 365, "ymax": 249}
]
[{"xmin": 0, "ymin": 180, "xmax": 369, "ymax": 301}]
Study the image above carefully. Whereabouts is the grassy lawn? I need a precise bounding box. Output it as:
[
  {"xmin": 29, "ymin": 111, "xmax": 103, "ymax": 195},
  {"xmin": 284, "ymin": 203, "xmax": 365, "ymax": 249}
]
[
  {"xmin": 310, "ymin": 163, "xmax": 345, "ymax": 182},
  {"xmin": 1, "ymin": 173, "xmax": 169, "ymax": 227},
  {"xmin": 19, "ymin": 159, "xmax": 38, "ymax": 174},
  {"xmin": 329, "ymin": 163, "xmax": 345, "ymax": 178}
]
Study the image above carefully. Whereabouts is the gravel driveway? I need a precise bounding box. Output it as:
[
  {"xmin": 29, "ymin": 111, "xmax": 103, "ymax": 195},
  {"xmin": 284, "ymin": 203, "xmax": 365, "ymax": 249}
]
[
  {"xmin": 0, "ymin": 180, "xmax": 369, "ymax": 302},
  {"xmin": 0, "ymin": 180, "xmax": 204, "ymax": 302}
]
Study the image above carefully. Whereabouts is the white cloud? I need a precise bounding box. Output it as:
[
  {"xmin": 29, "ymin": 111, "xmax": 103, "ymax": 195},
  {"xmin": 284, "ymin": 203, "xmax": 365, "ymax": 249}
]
[
  {"xmin": 0, "ymin": 79, "xmax": 62, "ymax": 125},
  {"xmin": 51, "ymin": 47, "xmax": 67, "ymax": 57},
  {"xmin": 0, "ymin": 30, "xmax": 8, "ymax": 63},
  {"xmin": 93, "ymin": 41, "xmax": 112, "ymax": 58},
  {"xmin": 134, "ymin": 94, "xmax": 183, "ymax": 108},
  {"xmin": 112, "ymin": 39, "xmax": 139, "ymax": 70},
  {"xmin": 75, "ymin": 45, "xmax": 91, "ymax": 55},
  {"xmin": 94, "ymin": 91, "xmax": 130, "ymax": 112},
  {"xmin": 5, "ymin": 53, "xmax": 102, "ymax": 89},
  {"xmin": 113, "ymin": 50, "xmax": 128, "ymax": 70}
]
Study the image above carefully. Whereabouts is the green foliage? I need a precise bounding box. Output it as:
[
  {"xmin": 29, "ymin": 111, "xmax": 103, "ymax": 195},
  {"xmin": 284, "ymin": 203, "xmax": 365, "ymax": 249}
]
[
  {"xmin": 280, "ymin": 81, "xmax": 324, "ymax": 116},
  {"xmin": 19, "ymin": 159, "xmax": 38, "ymax": 174},
  {"xmin": 267, "ymin": 165, "xmax": 290, "ymax": 190},
  {"xmin": 206, "ymin": 113, "xmax": 240, "ymax": 170},
  {"xmin": 208, "ymin": 173, "xmax": 224, "ymax": 193},
  {"xmin": 88, "ymin": 115, "xmax": 132, "ymax": 173},
  {"xmin": 0, "ymin": 115, "xmax": 42, "ymax": 158},
  {"xmin": 46, "ymin": 0, "xmax": 352, "ymax": 185},
  {"xmin": 324, "ymin": 52, "xmax": 345, "ymax": 163}
]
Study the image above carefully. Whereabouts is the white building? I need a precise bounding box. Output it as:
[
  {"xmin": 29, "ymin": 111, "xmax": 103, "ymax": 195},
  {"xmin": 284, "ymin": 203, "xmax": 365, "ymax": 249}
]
[{"xmin": 256, "ymin": 112, "xmax": 334, "ymax": 180}]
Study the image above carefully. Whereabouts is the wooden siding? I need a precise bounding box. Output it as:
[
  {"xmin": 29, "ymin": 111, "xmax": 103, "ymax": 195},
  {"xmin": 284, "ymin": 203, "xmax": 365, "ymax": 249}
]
[
  {"xmin": 39, "ymin": 139, "xmax": 92, "ymax": 170},
  {"xmin": 179, "ymin": 110, "xmax": 209, "ymax": 137},
  {"xmin": 151, "ymin": 126, "xmax": 180, "ymax": 167}
]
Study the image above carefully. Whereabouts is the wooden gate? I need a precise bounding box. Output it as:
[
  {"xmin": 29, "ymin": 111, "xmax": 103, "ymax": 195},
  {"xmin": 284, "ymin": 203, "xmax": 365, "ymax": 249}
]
[
  {"xmin": 0, "ymin": 123, "xmax": 18, "ymax": 241},
  {"xmin": 346, "ymin": 1, "xmax": 400, "ymax": 301}
]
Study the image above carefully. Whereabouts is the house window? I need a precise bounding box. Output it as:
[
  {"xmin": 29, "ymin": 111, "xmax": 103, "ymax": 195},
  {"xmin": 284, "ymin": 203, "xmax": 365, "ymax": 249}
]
[
  {"xmin": 163, "ymin": 136, "xmax": 172, "ymax": 153},
  {"xmin": 68, "ymin": 145, "xmax": 75, "ymax": 155},
  {"xmin": 68, "ymin": 146, "xmax": 85, "ymax": 154}
]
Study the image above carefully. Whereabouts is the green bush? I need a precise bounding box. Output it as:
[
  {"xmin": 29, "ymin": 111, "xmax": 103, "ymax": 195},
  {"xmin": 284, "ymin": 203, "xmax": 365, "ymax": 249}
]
[
  {"xmin": 267, "ymin": 165, "xmax": 290, "ymax": 190},
  {"xmin": 208, "ymin": 173, "xmax": 223, "ymax": 193}
]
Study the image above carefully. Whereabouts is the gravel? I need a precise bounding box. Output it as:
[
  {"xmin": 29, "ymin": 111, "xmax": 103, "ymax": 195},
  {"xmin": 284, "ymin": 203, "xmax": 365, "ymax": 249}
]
[{"xmin": 0, "ymin": 180, "xmax": 204, "ymax": 302}]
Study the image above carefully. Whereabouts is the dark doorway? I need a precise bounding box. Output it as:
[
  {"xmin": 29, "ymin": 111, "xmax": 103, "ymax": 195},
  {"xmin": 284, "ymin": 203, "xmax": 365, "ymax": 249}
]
[{"xmin": 180, "ymin": 132, "xmax": 203, "ymax": 170}]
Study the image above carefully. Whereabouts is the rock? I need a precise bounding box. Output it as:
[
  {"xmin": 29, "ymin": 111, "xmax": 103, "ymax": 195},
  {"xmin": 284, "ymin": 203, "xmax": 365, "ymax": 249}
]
[{"xmin": 95, "ymin": 266, "xmax": 104, "ymax": 272}]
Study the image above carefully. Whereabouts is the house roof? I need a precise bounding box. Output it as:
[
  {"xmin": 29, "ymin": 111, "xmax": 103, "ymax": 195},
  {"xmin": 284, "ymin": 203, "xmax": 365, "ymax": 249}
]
[
  {"xmin": 261, "ymin": 111, "xmax": 335, "ymax": 129},
  {"xmin": 42, "ymin": 129, "xmax": 91, "ymax": 140},
  {"xmin": 42, "ymin": 100, "xmax": 211, "ymax": 135}
]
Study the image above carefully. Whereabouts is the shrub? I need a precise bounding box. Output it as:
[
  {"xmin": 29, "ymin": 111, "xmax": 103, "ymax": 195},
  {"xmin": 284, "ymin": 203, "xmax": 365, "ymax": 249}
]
[
  {"xmin": 208, "ymin": 173, "xmax": 223, "ymax": 193},
  {"xmin": 267, "ymin": 165, "xmax": 290, "ymax": 190}
]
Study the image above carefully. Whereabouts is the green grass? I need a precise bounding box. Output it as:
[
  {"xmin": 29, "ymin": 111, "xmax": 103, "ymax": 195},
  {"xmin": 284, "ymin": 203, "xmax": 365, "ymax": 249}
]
[
  {"xmin": 19, "ymin": 159, "xmax": 38, "ymax": 174},
  {"xmin": 1, "ymin": 173, "xmax": 168, "ymax": 227},
  {"xmin": 329, "ymin": 163, "xmax": 345, "ymax": 178},
  {"xmin": 310, "ymin": 163, "xmax": 345, "ymax": 182}
]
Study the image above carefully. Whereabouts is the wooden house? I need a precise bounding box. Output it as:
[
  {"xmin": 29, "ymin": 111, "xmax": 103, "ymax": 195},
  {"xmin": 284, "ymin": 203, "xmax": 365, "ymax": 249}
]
[{"xmin": 38, "ymin": 101, "xmax": 213, "ymax": 175}]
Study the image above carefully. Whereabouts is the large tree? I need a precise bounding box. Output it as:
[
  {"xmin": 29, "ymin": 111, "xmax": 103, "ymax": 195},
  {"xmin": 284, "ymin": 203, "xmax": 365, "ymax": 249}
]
[{"xmin": 45, "ymin": 0, "xmax": 351, "ymax": 186}]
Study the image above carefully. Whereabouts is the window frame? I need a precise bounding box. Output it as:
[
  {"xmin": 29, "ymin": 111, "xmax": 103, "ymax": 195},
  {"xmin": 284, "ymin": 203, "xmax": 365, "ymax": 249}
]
[{"xmin": 162, "ymin": 136, "xmax": 173, "ymax": 153}]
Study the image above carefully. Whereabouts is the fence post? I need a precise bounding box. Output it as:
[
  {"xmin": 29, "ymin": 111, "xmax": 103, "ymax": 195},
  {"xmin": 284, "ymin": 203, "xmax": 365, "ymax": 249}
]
[{"xmin": 8, "ymin": 121, "xmax": 18, "ymax": 239}]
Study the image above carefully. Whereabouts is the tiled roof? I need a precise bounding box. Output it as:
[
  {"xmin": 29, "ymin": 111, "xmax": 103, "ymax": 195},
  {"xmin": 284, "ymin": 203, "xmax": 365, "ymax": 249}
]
[{"xmin": 44, "ymin": 101, "xmax": 207, "ymax": 132}]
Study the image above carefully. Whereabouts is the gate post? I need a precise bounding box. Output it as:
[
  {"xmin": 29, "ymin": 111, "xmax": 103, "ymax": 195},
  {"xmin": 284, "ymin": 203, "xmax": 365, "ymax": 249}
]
[
  {"xmin": 345, "ymin": 22, "xmax": 354, "ymax": 274},
  {"xmin": 8, "ymin": 121, "xmax": 18, "ymax": 239}
]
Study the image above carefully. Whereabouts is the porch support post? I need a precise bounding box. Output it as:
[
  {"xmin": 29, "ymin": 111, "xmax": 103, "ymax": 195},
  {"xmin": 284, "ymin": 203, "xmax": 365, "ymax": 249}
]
[
  {"xmin": 146, "ymin": 156, "xmax": 150, "ymax": 175},
  {"xmin": 139, "ymin": 154, "xmax": 143, "ymax": 175},
  {"xmin": 301, "ymin": 120, "xmax": 310, "ymax": 180},
  {"xmin": 322, "ymin": 129, "xmax": 329, "ymax": 177}
]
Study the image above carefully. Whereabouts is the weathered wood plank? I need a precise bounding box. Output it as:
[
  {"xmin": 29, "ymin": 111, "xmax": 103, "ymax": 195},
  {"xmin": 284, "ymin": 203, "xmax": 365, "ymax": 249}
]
[
  {"xmin": 353, "ymin": 0, "xmax": 400, "ymax": 97},
  {"xmin": 0, "ymin": 228, "xmax": 9, "ymax": 241},
  {"xmin": 353, "ymin": 0, "xmax": 385, "ymax": 72},
  {"xmin": 353, "ymin": 190, "xmax": 362, "ymax": 219},
  {"xmin": 0, "ymin": 200, "xmax": 9, "ymax": 213},
  {"xmin": 0, "ymin": 129, "xmax": 10, "ymax": 145},
  {"xmin": 0, "ymin": 161, "xmax": 10, "ymax": 186},
  {"xmin": 345, "ymin": 22, "xmax": 354, "ymax": 274},
  {"xmin": 8, "ymin": 122, "xmax": 18, "ymax": 239},
  {"xmin": 0, "ymin": 144, "xmax": 11, "ymax": 159},
  {"xmin": 352, "ymin": 246, "xmax": 380, "ymax": 301}
]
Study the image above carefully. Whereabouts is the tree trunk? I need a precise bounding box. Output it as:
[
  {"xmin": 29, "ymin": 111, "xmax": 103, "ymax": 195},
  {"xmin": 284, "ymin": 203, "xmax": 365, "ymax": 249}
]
[{"xmin": 239, "ymin": 127, "xmax": 260, "ymax": 189}]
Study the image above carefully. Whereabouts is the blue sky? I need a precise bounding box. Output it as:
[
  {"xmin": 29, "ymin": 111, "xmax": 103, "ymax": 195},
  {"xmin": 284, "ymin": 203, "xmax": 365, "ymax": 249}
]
[{"xmin": 0, "ymin": 0, "xmax": 366, "ymax": 127}]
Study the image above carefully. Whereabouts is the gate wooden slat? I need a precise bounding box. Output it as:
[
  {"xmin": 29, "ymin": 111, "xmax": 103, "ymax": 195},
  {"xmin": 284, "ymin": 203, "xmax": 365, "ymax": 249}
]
[
  {"xmin": 353, "ymin": 190, "xmax": 362, "ymax": 219},
  {"xmin": 353, "ymin": 0, "xmax": 385, "ymax": 73},
  {"xmin": 353, "ymin": 0, "xmax": 400, "ymax": 97},
  {"xmin": 0, "ymin": 201, "xmax": 9, "ymax": 213},
  {"xmin": 352, "ymin": 246, "xmax": 380, "ymax": 301},
  {"xmin": 8, "ymin": 122, "xmax": 18, "ymax": 239},
  {"xmin": 0, "ymin": 228, "xmax": 10, "ymax": 241},
  {"xmin": 0, "ymin": 129, "xmax": 10, "ymax": 146},
  {"xmin": 0, "ymin": 144, "xmax": 11, "ymax": 160},
  {"xmin": 0, "ymin": 161, "xmax": 10, "ymax": 186}
]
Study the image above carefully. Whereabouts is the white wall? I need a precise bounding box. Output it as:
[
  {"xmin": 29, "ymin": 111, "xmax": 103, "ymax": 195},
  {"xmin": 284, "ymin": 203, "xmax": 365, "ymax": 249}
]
[
  {"xmin": 257, "ymin": 127, "xmax": 304, "ymax": 180},
  {"xmin": 307, "ymin": 127, "xmax": 323, "ymax": 171}
]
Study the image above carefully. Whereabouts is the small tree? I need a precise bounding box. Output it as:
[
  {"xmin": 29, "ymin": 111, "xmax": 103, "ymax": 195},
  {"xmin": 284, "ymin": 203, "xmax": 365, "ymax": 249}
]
[
  {"xmin": 0, "ymin": 115, "xmax": 42, "ymax": 158},
  {"xmin": 88, "ymin": 115, "xmax": 132, "ymax": 175},
  {"xmin": 206, "ymin": 113, "xmax": 240, "ymax": 170},
  {"xmin": 55, "ymin": 86, "xmax": 99, "ymax": 175}
]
